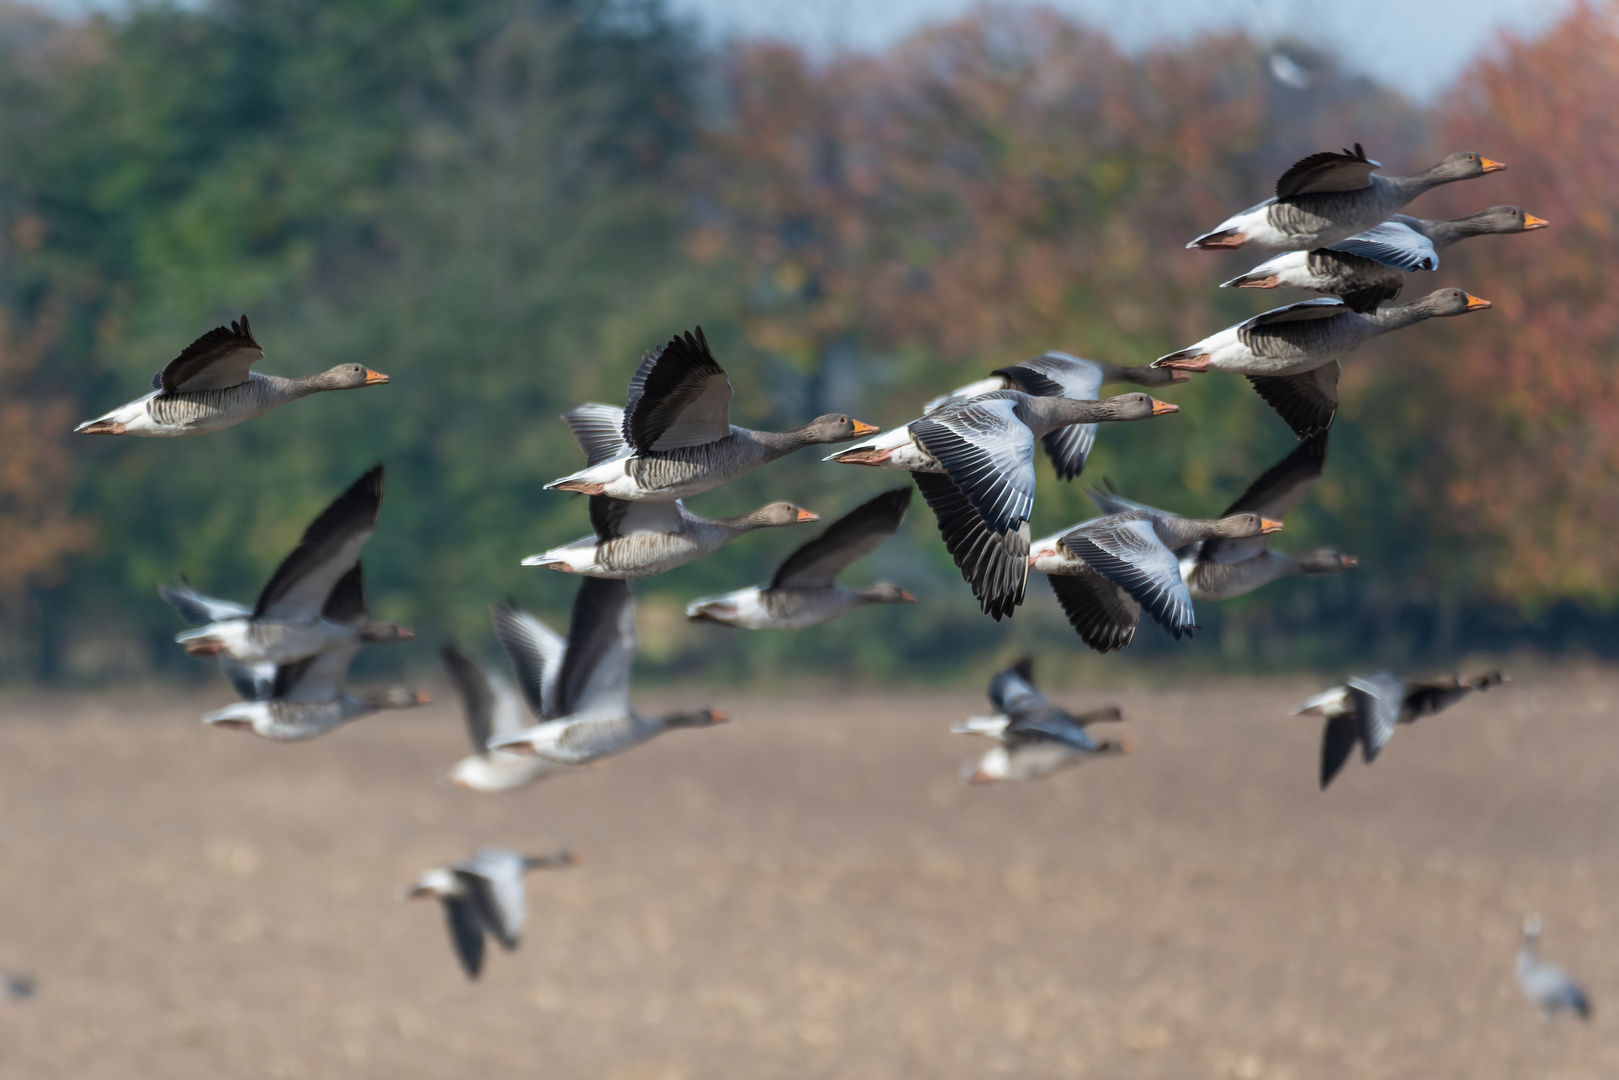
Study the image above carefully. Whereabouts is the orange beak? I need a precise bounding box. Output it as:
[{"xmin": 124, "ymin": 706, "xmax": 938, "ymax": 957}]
[
  {"xmin": 710, "ymin": 710, "xmax": 730, "ymax": 724},
  {"xmin": 1463, "ymin": 293, "xmax": 1493, "ymax": 311},
  {"xmin": 1340, "ymin": 554, "xmax": 1359, "ymax": 568},
  {"xmin": 564, "ymin": 851, "xmax": 583, "ymax": 866},
  {"xmin": 1260, "ymin": 517, "xmax": 1285, "ymax": 534},
  {"xmin": 1480, "ymin": 158, "xmax": 1507, "ymax": 173},
  {"xmin": 1522, "ymin": 213, "xmax": 1550, "ymax": 230},
  {"xmin": 1117, "ymin": 736, "xmax": 1138, "ymax": 755},
  {"xmin": 849, "ymin": 420, "xmax": 880, "ymax": 437},
  {"xmin": 1150, "ymin": 399, "xmax": 1180, "ymax": 416},
  {"xmin": 414, "ymin": 691, "xmax": 433, "ymax": 705},
  {"xmin": 898, "ymin": 590, "xmax": 918, "ymax": 603},
  {"xmin": 794, "ymin": 508, "xmax": 820, "ymax": 523},
  {"xmin": 363, "ymin": 369, "xmax": 390, "ymax": 385},
  {"xmin": 396, "ymin": 627, "xmax": 415, "ymax": 640}
]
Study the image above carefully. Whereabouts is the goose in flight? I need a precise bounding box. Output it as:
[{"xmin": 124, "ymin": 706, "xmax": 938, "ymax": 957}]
[
  {"xmin": 829, "ymin": 391, "xmax": 1177, "ymax": 619},
  {"xmin": 487, "ymin": 578, "xmax": 726, "ymax": 764},
  {"xmin": 1089, "ymin": 433, "xmax": 1356, "ymax": 603},
  {"xmin": 523, "ymin": 495, "xmax": 817, "ymax": 578},
  {"xmin": 961, "ymin": 658, "xmax": 1132, "ymax": 783},
  {"xmin": 545, "ymin": 328, "xmax": 877, "ymax": 501},
  {"xmin": 1187, "ymin": 145, "xmax": 1505, "ymax": 252},
  {"xmin": 75, "ymin": 315, "xmax": 389, "ymax": 437},
  {"xmin": 441, "ymin": 636, "xmax": 573, "ymax": 793},
  {"xmin": 1222, "ymin": 206, "xmax": 1549, "ymax": 310},
  {"xmin": 161, "ymin": 466, "xmax": 411, "ymax": 666},
  {"xmin": 1517, "ymin": 914, "xmax": 1591, "ymax": 1021},
  {"xmin": 1028, "ymin": 508, "xmax": 1281, "ymax": 653},
  {"xmin": 686, "ymin": 486, "xmax": 915, "ymax": 629},
  {"xmin": 1293, "ymin": 670, "xmax": 1508, "ymax": 789},
  {"xmin": 400, "ymin": 848, "xmax": 577, "ymax": 980}
]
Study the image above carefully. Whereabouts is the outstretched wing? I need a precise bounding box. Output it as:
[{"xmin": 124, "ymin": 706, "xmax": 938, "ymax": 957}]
[
  {"xmin": 554, "ymin": 577, "xmax": 636, "ymax": 719},
  {"xmin": 254, "ymin": 466, "xmax": 383, "ymax": 621},
  {"xmin": 771, "ymin": 487, "xmax": 912, "ymax": 590},
  {"xmin": 1319, "ymin": 714, "xmax": 1358, "ymax": 790},
  {"xmin": 562, "ymin": 403, "xmax": 629, "ymax": 466},
  {"xmin": 1347, "ymin": 672, "xmax": 1405, "ymax": 763},
  {"xmin": 1045, "ymin": 567, "xmax": 1140, "ymax": 653},
  {"xmin": 442, "ymin": 644, "xmax": 497, "ymax": 756},
  {"xmin": 622, "ymin": 327, "xmax": 733, "ymax": 452},
  {"xmin": 1201, "ymin": 432, "xmax": 1329, "ymax": 565},
  {"xmin": 441, "ymin": 897, "xmax": 487, "ymax": 979},
  {"xmin": 491, "ymin": 602, "xmax": 566, "ymax": 720},
  {"xmin": 1275, "ymin": 144, "xmax": 1380, "ymax": 199},
  {"xmin": 156, "ymin": 315, "xmax": 263, "ymax": 394},
  {"xmin": 912, "ymin": 471, "xmax": 1028, "ymax": 620},
  {"xmin": 910, "ymin": 397, "xmax": 1036, "ymax": 537},
  {"xmin": 987, "ymin": 659, "xmax": 1046, "ymax": 720},
  {"xmin": 1247, "ymin": 361, "xmax": 1340, "ymax": 440},
  {"xmin": 159, "ymin": 582, "xmax": 250, "ymax": 626},
  {"xmin": 1059, "ymin": 518, "xmax": 1195, "ymax": 638},
  {"xmin": 1327, "ymin": 219, "xmax": 1438, "ymax": 272}
]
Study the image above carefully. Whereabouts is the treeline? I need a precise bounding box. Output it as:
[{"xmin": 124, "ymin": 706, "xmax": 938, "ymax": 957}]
[{"xmin": 0, "ymin": 0, "xmax": 1613, "ymax": 687}]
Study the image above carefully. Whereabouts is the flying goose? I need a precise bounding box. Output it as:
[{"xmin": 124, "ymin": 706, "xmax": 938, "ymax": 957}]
[
  {"xmin": 1089, "ymin": 434, "xmax": 1356, "ymax": 602},
  {"xmin": 1187, "ymin": 145, "xmax": 1505, "ymax": 252},
  {"xmin": 161, "ymin": 466, "xmax": 411, "ymax": 666},
  {"xmin": 441, "ymin": 640, "xmax": 572, "ymax": 793},
  {"xmin": 400, "ymin": 848, "xmax": 577, "ymax": 980},
  {"xmin": 1293, "ymin": 670, "xmax": 1508, "ymax": 789},
  {"xmin": 75, "ymin": 316, "xmax": 389, "ymax": 437},
  {"xmin": 523, "ymin": 495, "xmax": 817, "ymax": 578},
  {"xmin": 829, "ymin": 391, "xmax": 1178, "ymax": 619},
  {"xmin": 487, "ymin": 578, "xmax": 726, "ymax": 764},
  {"xmin": 1028, "ymin": 508, "xmax": 1282, "ymax": 653},
  {"xmin": 951, "ymin": 656, "xmax": 1125, "ymax": 741},
  {"xmin": 921, "ymin": 352, "xmax": 1188, "ymax": 479},
  {"xmin": 0, "ymin": 973, "xmax": 35, "ymax": 1002},
  {"xmin": 1222, "ymin": 206, "xmax": 1550, "ymax": 310},
  {"xmin": 686, "ymin": 486, "xmax": 915, "ymax": 629},
  {"xmin": 961, "ymin": 659, "xmax": 1131, "ymax": 783},
  {"xmin": 1517, "ymin": 915, "xmax": 1591, "ymax": 1021},
  {"xmin": 545, "ymin": 328, "xmax": 877, "ymax": 501}
]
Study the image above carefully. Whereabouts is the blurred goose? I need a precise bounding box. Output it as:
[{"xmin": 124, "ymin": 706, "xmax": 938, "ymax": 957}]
[
  {"xmin": 1222, "ymin": 206, "xmax": 1549, "ymax": 310},
  {"xmin": 1518, "ymin": 914, "xmax": 1591, "ymax": 1021},
  {"xmin": 523, "ymin": 495, "xmax": 817, "ymax": 578},
  {"xmin": 400, "ymin": 847, "xmax": 576, "ymax": 980},
  {"xmin": 829, "ymin": 391, "xmax": 1178, "ymax": 619},
  {"xmin": 952, "ymin": 657, "xmax": 1124, "ymax": 741},
  {"xmin": 0, "ymin": 973, "xmax": 35, "ymax": 1002},
  {"xmin": 1294, "ymin": 670, "xmax": 1508, "ymax": 789},
  {"xmin": 686, "ymin": 487, "xmax": 915, "ymax": 629},
  {"xmin": 488, "ymin": 578, "xmax": 726, "ymax": 764},
  {"xmin": 162, "ymin": 466, "xmax": 412, "ymax": 665},
  {"xmin": 1028, "ymin": 508, "xmax": 1281, "ymax": 653},
  {"xmin": 962, "ymin": 659, "xmax": 1131, "ymax": 784},
  {"xmin": 75, "ymin": 315, "xmax": 388, "ymax": 437},
  {"xmin": 545, "ymin": 328, "xmax": 877, "ymax": 501},
  {"xmin": 1188, "ymin": 145, "xmax": 1505, "ymax": 251},
  {"xmin": 922, "ymin": 353, "xmax": 1188, "ymax": 479},
  {"xmin": 1090, "ymin": 434, "xmax": 1356, "ymax": 601},
  {"xmin": 441, "ymin": 640, "xmax": 571, "ymax": 793}
]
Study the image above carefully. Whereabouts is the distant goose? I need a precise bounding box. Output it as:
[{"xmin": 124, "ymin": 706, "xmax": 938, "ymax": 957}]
[
  {"xmin": 686, "ymin": 487, "xmax": 915, "ymax": 629},
  {"xmin": 75, "ymin": 315, "xmax": 389, "ymax": 437},
  {"xmin": 400, "ymin": 847, "xmax": 576, "ymax": 980},
  {"xmin": 1517, "ymin": 914, "xmax": 1591, "ymax": 1021},
  {"xmin": 1188, "ymin": 145, "xmax": 1505, "ymax": 251},
  {"xmin": 829, "ymin": 392, "xmax": 1177, "ymax": 619},
  {"xmin": 487, "ymin": 578, "xmax": 726, "ymax": 764},
  {"xmin": 523, "ymin": 495, "xmax": 817, "ymax": 578},
  {"xmin": 441, "ymin": 638, "xmax": 572, "ymax": 793},
  {"xmin": 1293, "ymin": 670, "xmax": 1508, "ymax": 789},
  {"xmin": 1090, "ymin": 433, "xmax": 1356, "ymax": 602},
  {"xmin": 545, "ymin": 329, "xmax": 877, "ymax": 501},
  {"xmin": 161, "ymin": 466, "xmax": 411, "ymax": 666},
  {"xmin": 962, "ymin": 658, "xmax": 1131, "ymax": 783},
  {"xmin": 0, "ymin": 973, "xmax": 35, "ymax": 1002},
  {"xmin": 1028, "ymin": 508, "xmax": 1281, "ymax": 653},
  {"xmin": 1154, "ymin": 290, "xmax": 1491, "ymax": 437},
  {"xmin": 1222, "ymin": 206, "xmax": 1549, "ymax": 310},
  {"xmin": 922, "ymin": 352, "xmax": 1188, "ymax": 479}
]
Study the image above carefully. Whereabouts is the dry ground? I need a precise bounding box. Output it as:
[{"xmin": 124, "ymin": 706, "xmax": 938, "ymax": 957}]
[{"xmin": 0, "ymin": 667, "xmax": 1615, "ymax": 1078}]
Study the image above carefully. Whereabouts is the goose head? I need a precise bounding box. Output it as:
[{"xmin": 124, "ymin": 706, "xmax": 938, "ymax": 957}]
[
  {"xmin": 1210, "ymin": 512, "xmax": 1285, "ymax": 539},
  {"xmin": 855, "ymin": 582, "xmax": 917, "ymax": 605},
  {"xmin": 728, "ymin": 503, "xmax": 819, "ymax": 530},
  {"xmin": 1459, "ymin": 205, "xmax": 1549, "ymax": 235},
  {"xmin": 1406, "ymin": 288, "xmax": 1492, "ymax": 318},
  {"xmin": 1421, "ymin": 151, "xmax": 1506, "ymax": 182},
  {"xmin": 360, "ymin": 621, "xmax": 415, "ymax": 643},
  {"xmin": 306, "ymin": 363, "xmax": 390, "ymax": 390},
  {"xmin": 797, "ymin": 414, "xmax": 880, "ymax": 445},
  {"xmin": 1099, "ymin": 392, "xmax": 1180, "ymax": 421},
  {"xmin": 662, "ymin": 708, "xmax": 728, "ymax": 729},
  {"xmin": 370, "ymin": 687, "xmax": 432, "ymax": 709},
  {"xmin": 1297, "ymin": 550, "xmax": 1358, "ymax": 573}
]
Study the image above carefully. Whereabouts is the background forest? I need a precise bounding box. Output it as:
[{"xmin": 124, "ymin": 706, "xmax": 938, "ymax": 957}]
[{"xmin": 0, "ymin": 0, "xmax": 1613, "ymax": 687}]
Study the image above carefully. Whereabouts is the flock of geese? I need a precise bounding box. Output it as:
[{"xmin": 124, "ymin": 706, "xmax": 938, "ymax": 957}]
[{"xmin": 50, "ymin": 143, "xmax": 1589, "ymax": 1012}]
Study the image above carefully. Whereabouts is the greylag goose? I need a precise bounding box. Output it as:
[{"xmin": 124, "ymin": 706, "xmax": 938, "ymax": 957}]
[
  {"xmin": 922, "ymin": 352, "xmax": 1188, "ymax": 479},
  {"xmin": 829, "ymin": 391, "xmax": 1178, "ymax": 619},
  {"xmin": 487, "ymin": 578, "xmax": 726, "ymax": 764},
  {"xmin": 685, "ymin": 487, "xmax": 915, "ymax": 629},
  {"xmin": 1090, "ymin": 434, "xmax": 1356, "ymax": 602},
  {"xmin": 441, "ymin": 641, "xmax": 572, "ymax": 793},
  {"xmin": 75, "ymin": 315, "xmax": 389, "ymax": 437},
  {"xmin": 0, "ymin": 974, "xmax": 35, "ymax": 1002},
  {"xmin": 1293, "ymin": 670, "xmax": 1508, "ymax": 789},
  {"xmin": 961, "ymin": 659, "xmax": 1131, "ymax": 783},
  {"xmin": 523, "ymin": 495, "xmax": 817, "ymax": 577},
  {"xmin": 1222, "ymin": 206, "xmax": 1549, "ymax": 311},
  {"xmin": 545, "ymin": 328, "xmax": 877, "ymax": 500},
  {"xmin": 1028, "ymin": 508, "xmax": 1281, "ymax": 653},
  {"xmin": 161, "ymin": 466, "xmax": 411, "ymax": 665},
  {"xmin": 400, "ymin": 847, "xmax": 577, "ymax": 980},
  {"xmin": 1517, "ymin": 915, "xmax": 1591, "ymax": 1021},
  {"xmin": 1187, "ymin": 145, "xmax": 1505, "ymax": 251}
]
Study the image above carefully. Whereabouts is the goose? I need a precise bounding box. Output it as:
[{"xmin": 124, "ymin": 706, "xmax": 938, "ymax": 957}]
[
  {"xmin": 952, "ymin": 656, "xmax": 1125, "ymax": 742},
  {"xmin": 961, "ymin": 659, "xmax": 1131, "ymax": 784},
  {"xmin": 1517, "ymin": 915, "xmax": 1591, "ymax": 1021},
  {"xmin": 545, "ymin": 328, "xmax": 877, "ymax": 501},
  {"xmin": 400, "ymin": 848, "xmax": 577, "ymax": 980},
  {"xmin": 487, "ymin": 577, "xmax": 726, "ymax": 764},
  {"xmin": 1028, "ymin": 508, "xmax": 1282, "ymax": 653},
  {"xmin": 1293, "ymin": 670, "xmax": 1508, "ymax": 789},
  {"xmin": 1089, "ymin": 433, "xmax": 1356, "ymax": 602},
  {"xmin": 686, "ymin": 486, "xmax": 915, "ymax": 629},
  {"xmin": 441, "ymin": 641, "xmax": 572, "ymax": 793},
  {"xmin": 1187, "ymin": 145, "xmax": 1505, "ymax": 251},
  {"xmin": 829, "ymin": 391, "xmax": 1178, "ymax": 619},
  {"xmin": 523, "ymin": 495, "xmax": 817, "ymax": 578},
  {"xmin": 75, "ymin": 315, "xmax": 389, "ymax": 437},
  {"xmin": 0, "ymin": 974, "xmax": 34, "ymax": 1002},
  {"xmin": 922, "ymin": 352, "xmax": 1188, "ymax": 479},
  {"xmin": 1222, "ymin": 206, "xmax": 1549, "ymax": 310},
  {"xmin": 161, "ymin": 466, "xmax": 411, "ymax": 665}
]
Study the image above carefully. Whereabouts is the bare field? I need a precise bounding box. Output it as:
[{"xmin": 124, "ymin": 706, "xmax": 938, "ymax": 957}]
[{"xmin": 0, "ymin": 669, "xmax": 1616, "ymax": 1079}]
